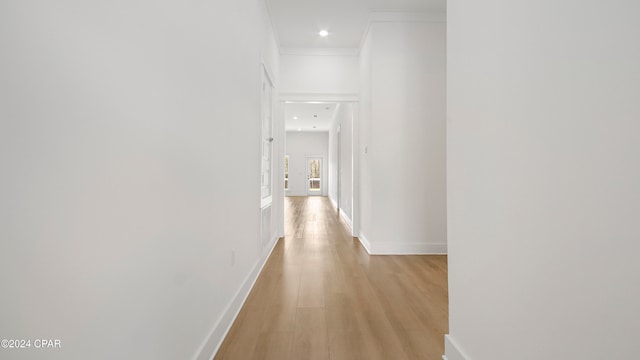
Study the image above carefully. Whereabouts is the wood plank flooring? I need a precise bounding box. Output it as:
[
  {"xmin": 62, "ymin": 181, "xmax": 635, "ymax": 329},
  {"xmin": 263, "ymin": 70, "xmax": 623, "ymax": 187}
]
[{"xmin": 214, "ymin": 196, "xmax": 448, "ymax": 360}]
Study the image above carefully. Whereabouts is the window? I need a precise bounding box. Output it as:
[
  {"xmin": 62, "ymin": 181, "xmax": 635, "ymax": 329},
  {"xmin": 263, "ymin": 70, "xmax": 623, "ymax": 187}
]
[{"xmin": 284, "ymin": 155, "xmax": 289, "ymax": 190}]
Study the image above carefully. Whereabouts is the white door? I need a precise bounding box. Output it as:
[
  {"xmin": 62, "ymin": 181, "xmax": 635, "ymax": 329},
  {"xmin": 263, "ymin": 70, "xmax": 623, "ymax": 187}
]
[{"xmin": 306, "ymin": 157, "xmax": 322, "ymax": 196}]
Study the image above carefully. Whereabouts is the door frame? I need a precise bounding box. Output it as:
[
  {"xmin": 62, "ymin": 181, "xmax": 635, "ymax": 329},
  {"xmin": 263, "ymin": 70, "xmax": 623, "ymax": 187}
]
[
  {"xmin": 337, "ymin": 124, "xmax": 341, "ymax": 214},
  {"xmin": 305, "ymin": 155, "xmax": 324, "ymax": 196},
  {"xmin": 278, "ymin": 93, "xmax": 360, "ymax": 237}
]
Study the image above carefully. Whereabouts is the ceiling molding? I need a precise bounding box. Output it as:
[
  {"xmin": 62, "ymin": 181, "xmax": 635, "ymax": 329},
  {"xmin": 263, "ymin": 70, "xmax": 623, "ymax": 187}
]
[
  {"xmin": 280, "ymin": 93, "xmax": 360, "ymax": 103},
  {"xmin": 279, "ymin": 47, "xmax": 359, "ymax": 56},
  {"xmin": 368, "ymin": 10, "xmax": 446, "ymax": 23},
  {"xmin": 358, "ymin": 10, "xmax": 446, "ymax": 54},
  {"xmin": 284, "ymin": 129, "xmax": 331, "ymax": 133},
  {"xmin": 265, "ymin": 0, "xmax": 446, "ymax": 54},
  {"xmin": 262, "ymin": 0, "xmax": 282, "ymax": 50}
]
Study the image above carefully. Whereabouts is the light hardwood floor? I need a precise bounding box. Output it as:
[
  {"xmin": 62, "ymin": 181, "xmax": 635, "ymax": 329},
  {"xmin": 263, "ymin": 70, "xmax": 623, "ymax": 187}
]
[{"xmin": 214, "ymin": 196, "xmax": 448, "ymax": 360}]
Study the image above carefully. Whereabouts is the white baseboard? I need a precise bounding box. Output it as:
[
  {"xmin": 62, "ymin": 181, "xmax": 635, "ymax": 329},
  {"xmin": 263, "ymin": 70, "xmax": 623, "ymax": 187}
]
[
  {"xmin": 339, "ymin": 210, "xmax": 353, "ymax": 233},
  {"xmin": 443, "ymin": 335, "xmax": 471, "ymax": 360},
  {"xmin": 372, "ymin": 242, "xmax": 447, "ymax": 255},
  {"xmin": 356, "ymin": 232, "xmax": 446, "ymax": 255},
  {"xmin": 357, "ymin": 232, "xmax": 373, "ymax": 254},
  {"xmin": 328, "ymin": 196, "xmax": 353, "ymax": 234},
  {"xmin": 329, "ymin": 196, "xmax": 337, "ymax": 209},
  {"xmin": 193, "ymin": 236, "xmax": 280, "ymax": 360}
]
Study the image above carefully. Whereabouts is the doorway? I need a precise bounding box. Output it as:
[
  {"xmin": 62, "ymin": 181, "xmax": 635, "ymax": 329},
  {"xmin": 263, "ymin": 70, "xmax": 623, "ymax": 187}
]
[
  {"xmin": 306, "ymin": 157, "xmax": 322, "ymax": 195},
  {"xmin": 280, "ymin": 97, "xmax": 359, "ymax": 238}
]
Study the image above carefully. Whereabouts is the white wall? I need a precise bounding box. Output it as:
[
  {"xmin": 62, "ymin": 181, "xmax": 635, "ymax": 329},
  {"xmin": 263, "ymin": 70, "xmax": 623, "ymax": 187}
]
[
  {"xmin": 446, "ymin": 1, "xmax": 640, "ymax": 359},
  {"xmin": 262, "ymin": 0, "xmax": 285, "ymax": 246},
  {"xmin": 280, "ymin": 53, "xmax": 359, "ymax": 96},
  {"xmin": 358, "ymin": 15, "xmax": 447, "ymax": 254},
  {"xmin": 328, "ymin": 103, "xmax": 354, "ymax": 225},
  {"xmin": 272, "ymin": 99, "xmax": 286, "ymax": 239},
  {"xmin": 0, "ymin": 1, "xmax": 279, "ymax": 359},
  {"xmin": 329, "ymin": 121, "xmax": 338, "ymax": 203},
  {"xmin": 285, "ymin": 132, "xmax": 329, "ymax": 196},
  {"xmin": 359, "ymin": 27, "xmax": 375, "ymax": 247}
]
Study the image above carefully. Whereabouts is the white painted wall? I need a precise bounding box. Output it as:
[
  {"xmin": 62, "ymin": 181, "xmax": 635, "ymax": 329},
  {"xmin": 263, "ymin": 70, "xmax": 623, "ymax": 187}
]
[
  {"xmin": 447, "ymin": 1, "xmax": 640, "ymax": 359},
  {"xmin": 329, "ymin": 122, "xmax": 338, "ymax": 203},
  {"xmin": 280, "ymin": 53, "xmax": 359, "ymax": 95},
  {"xmin": 359, "ymin": 28, "xmax": 375, "ymax": 249},
  {"xmin": 0, "ymin": 1, "xmax": 279, "ymax": 359},
  {"xmin": 328, "ymin": 104, "xmax": 354, "ymax": 224},
  {"xmin": 358, "ymin": 17, "xmax": 447, "ymax": 254},
  {"xmin": 262, "ymin": 0, "xmax": 285, "ymax": 246},
  {"xmin": 285, "ymin": 132, "xmax": 329, "ymax": 196},
  {"xmin": 273, "ymin": 100, "xmax": 286, "ymax": 239}
]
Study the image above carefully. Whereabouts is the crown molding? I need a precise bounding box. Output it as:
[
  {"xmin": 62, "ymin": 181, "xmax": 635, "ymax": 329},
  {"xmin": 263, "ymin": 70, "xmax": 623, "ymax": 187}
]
[
  {"xmin": 262, "ymin": 0, "xmax": 282, "ymax": 50},
  {"xmin": 280, "ymin": 93, "xmax": 359, "ymax": 103},
  {"xmin": 279, "ymin": 47, "xmax": 359, "ymax": 56},
  {"xmin": 358, "ymin": 10, "xmax": 446, "ymax": 54},
  {"xmin": 368, "ymin": 9, "xmax": 446, "ymax": 23}
]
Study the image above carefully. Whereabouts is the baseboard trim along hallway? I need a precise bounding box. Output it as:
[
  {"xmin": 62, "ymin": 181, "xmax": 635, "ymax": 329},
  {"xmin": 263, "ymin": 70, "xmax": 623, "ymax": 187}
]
[
  {"xmin": 358, "ymin": 232, "xmax": 447, "ymax": 255},
  {"xmin": 194, "ymin": 234, "xmax": 280, "ymax": 360},
  {"xmin": 443, "ymin": 334, "xmax": 471, "ymax": 360},
  {"xmin": 357, "ymin": 231, "xmax": 373, "ymax": 253},
  {"xmin": 339, "ymin": 210, "xmax": 353, "ymax": 232},
  {"xmin": 372, "ymin": 241, "xmax": 447, "ymax": 255},
  {"xmin": 328, "ymin": 195, "xmax": 354, "ymax": 233}
]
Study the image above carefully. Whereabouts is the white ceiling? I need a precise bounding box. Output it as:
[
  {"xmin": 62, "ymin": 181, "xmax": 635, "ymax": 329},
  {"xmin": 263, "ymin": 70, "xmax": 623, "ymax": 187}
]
[
  {"xmin": 266, "ymin": 0, "xmax": 446, "ymax": 49},
  {"xmin": 274, "ymin": 1, "xmax": 446, "ymax": 132},
  {"xmin": 285, "ymin": 102, "xmax": 338, "ymax": 132}
]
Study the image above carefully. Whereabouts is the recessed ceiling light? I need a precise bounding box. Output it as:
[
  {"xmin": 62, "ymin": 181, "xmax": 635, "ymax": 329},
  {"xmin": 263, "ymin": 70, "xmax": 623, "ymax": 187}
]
[
  {"xmin": 319, "ymin": 30, "xmax": 329, "ymax": 37},
  {"xmin": 293, "ymin": 116, "xmax": 298, "ymax": 120},
  {"xmin": 297, "ymin": 128, "xmax": 302, "ymax": 131}
]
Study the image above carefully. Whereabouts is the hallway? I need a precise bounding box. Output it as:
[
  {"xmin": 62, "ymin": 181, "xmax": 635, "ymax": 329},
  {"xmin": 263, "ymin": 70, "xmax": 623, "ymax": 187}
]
[{"xmin": 214, "ymin": 196, "xmax": 448, "ymax": 360}]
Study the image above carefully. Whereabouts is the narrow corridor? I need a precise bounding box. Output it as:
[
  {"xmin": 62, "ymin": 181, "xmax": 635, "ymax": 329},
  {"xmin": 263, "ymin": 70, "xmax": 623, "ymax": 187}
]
[{"xmin": 214, "ymin": 196, "xmax": 448, "ymax": 360}]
